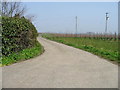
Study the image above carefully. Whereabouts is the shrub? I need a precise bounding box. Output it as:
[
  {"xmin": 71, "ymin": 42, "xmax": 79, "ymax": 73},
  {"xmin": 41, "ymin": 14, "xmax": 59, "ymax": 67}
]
[
  {"xmin": 2, "ymin": 41, "xmax": 44, "ymax": 66},
  {"xmin": 2, "ymin": 16, "xmax": 38, "ymax": 56}
]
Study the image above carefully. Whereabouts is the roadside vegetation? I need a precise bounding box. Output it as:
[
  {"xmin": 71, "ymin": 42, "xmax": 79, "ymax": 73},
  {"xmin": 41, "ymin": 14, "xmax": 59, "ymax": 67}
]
[
  {"xmin": 2, "ymin": 41, "xmax": 43, "ymax": 66},
  {"xmin": 0, "ymin": 1, "xmax": 44, "ymax": 66},
  {"xmin": 42, "ymin": 33, "xmax": 119, "ymax": 64},
  {"xmin": 1, "ymin": 16, "xmax": 43, "ymax": 66}
]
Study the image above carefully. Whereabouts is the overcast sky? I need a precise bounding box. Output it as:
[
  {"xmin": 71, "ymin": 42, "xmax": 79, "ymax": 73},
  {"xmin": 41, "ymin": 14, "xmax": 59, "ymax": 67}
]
[{"xmin": 24, "ymin": 2, "xmax": 118, "ymax": 34}]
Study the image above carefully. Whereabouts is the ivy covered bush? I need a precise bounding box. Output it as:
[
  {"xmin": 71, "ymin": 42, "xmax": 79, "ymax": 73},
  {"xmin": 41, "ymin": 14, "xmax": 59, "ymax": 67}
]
[{"xmin": 2, "ymin": 16, "xmax": 38, "ymax": 56}]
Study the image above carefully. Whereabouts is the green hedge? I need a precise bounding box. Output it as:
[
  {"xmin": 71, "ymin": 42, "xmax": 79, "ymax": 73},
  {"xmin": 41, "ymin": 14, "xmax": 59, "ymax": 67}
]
[
  {"xmin": 2, "ymin": 41, "xmax": 44, "ymax": 66},
  {"xmin": 2, "ymin": 16, "xmax": 38, "ymax": 56}
]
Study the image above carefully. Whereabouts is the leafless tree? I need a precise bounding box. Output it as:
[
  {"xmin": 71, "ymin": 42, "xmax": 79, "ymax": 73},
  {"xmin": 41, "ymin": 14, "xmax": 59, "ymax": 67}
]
[{"xmin": 1, "ymin": 0, "xmax": 26, "ymax": 17}]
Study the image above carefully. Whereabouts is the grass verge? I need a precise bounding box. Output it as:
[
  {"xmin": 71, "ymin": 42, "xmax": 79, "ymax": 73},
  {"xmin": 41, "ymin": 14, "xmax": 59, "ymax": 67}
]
[
  {"xmin": 42, "ymin": 34, "xmax": 119, "ymax": 64},
  {"xmin": 1, "ymin": 41, "xmax": 44, "ymax": 66}
]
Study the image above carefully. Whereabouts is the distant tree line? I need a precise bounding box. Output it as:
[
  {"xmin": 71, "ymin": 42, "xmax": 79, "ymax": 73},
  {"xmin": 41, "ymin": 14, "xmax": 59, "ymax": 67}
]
[{"xmin": 47, "ymin": 33, "xmax": 119, "ymax": 41}]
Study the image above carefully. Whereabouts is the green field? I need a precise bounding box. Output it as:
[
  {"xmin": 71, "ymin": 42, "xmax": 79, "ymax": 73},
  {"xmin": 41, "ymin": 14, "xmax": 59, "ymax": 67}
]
[{"xmin": 42, "ymin": 34, "xmax": 119, "ymax": 63}]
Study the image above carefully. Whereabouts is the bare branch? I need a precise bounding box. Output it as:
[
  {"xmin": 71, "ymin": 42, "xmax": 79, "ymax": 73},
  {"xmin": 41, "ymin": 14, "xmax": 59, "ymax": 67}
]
[
  {"xmin": 1, "ymin": 0, "xmax": 26, "ymax": 17},
  {"xmin": 25, "ymin": 14, "xmax": 36, "ymax": 22}
]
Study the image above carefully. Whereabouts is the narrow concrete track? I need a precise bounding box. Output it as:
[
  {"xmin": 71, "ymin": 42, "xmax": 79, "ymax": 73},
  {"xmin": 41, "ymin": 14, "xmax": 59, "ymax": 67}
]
[{"xmin": 2, "ymin": 37, "xmax": 118, "ymax": 88}]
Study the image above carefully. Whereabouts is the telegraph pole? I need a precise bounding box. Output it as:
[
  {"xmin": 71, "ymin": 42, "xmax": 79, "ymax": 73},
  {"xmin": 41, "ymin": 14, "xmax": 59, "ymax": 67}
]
[
  {"xmin": 105, "ymin": 12, "xmax": 109, "ymax": 33},
  {"xmin": 75, "ymin": 16, "xmax": 78, "ymax": 37}
]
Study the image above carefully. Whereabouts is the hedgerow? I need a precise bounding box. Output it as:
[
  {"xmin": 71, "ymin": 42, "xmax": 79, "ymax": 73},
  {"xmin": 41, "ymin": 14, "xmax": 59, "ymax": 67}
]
[
  {"xmin": 2, "ymin": 41, "xmax": 44, "ymax": 66},
  {"xmin": 2, "ymin": 16, "xmax": 38, "ymax": 56}
]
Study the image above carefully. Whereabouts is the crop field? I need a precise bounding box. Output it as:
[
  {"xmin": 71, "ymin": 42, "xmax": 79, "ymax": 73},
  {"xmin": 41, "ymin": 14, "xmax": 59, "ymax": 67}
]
[{"xmin": 42, "ymin": 33, "xmax": 120, "ymax": 63}]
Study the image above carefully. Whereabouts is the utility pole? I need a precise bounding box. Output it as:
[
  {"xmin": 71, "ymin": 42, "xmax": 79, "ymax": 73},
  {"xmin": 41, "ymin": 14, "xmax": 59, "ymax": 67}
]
[
  {"xmin": 105, "ymin": 12, "xmax": 109, "ymax": 33},
  {"xmin": 75, "ymin": 16, "xmax": 78, "ymax": 37}
]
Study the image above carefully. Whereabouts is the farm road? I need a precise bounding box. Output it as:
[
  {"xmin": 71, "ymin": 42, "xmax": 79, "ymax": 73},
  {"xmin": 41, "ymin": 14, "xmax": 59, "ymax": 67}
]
[{"xmin": 3, "ymin": 37, "xmax": 118, "ymax": 88}]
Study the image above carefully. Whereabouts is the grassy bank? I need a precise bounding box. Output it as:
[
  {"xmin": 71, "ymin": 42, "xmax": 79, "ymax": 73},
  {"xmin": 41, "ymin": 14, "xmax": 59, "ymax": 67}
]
[
  {"xmin": 42, "ymin": 34, "xmax": 119, "ymax": 63},
  {"xmin": 1, "ymin": 41, "xmax": 44, "ymax": 66}
]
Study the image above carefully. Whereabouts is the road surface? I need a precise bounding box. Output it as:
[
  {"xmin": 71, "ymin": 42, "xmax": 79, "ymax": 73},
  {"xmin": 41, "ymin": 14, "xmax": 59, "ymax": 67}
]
[{"xmin": 2, "ymin": 37, "xmax": 118, "ymax": 88}]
